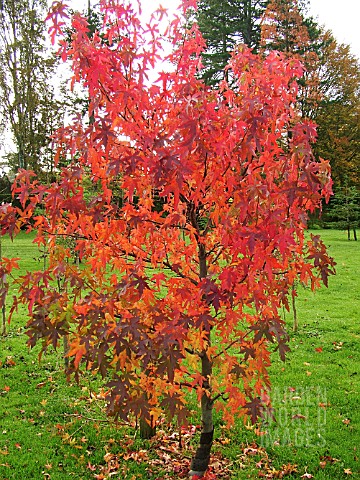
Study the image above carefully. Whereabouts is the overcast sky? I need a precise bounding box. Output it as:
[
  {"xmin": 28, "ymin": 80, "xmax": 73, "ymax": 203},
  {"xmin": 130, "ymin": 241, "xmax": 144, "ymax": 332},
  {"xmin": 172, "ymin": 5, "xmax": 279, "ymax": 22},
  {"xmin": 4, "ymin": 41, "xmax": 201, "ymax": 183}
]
[{"xmin": 308, "ymin": 0, "xmax": 360, "ymax": 59}]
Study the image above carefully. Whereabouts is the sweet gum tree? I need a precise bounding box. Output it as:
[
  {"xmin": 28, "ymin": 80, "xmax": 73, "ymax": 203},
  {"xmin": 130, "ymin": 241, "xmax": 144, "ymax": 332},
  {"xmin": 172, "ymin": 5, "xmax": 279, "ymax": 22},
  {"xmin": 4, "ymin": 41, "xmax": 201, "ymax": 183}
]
[{"xmin": 0, "ymin": 0, "xmax": 335, "ymax": 476}]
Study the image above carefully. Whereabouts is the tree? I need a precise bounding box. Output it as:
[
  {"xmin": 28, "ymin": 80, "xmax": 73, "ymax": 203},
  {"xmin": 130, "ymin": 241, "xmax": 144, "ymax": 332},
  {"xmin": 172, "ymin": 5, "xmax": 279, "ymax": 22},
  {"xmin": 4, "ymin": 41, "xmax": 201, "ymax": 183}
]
[
  {"xmin": 260, "ymin": 0, "xmax": 311, "ymax": 56},
  {"xmin": 0, "ymin": 0, "xmax": 62, "ymax": 175},
  {"xmin": 324, "ymin": 184, "xmax": 360, "ymax": 241},
  {"xmin": 0, "ymin": 1, "xmax": 335, "ymax": 477},
  {"xmin": 260, "ymin": 0, "xmax": 323, "ymax": 119},
  {"xmin": 196, "ymin": 0, "xmax": 269, "ymax": 85},
  {"xmin": 312, "ymin": 33, "xmax": 360, "ymax": 190}
]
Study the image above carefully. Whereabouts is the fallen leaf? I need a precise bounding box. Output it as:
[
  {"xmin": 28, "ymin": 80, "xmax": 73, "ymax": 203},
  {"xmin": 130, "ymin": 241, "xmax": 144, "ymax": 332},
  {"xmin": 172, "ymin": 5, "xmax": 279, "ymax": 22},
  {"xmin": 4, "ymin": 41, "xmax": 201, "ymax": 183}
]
[
  {"xmin": 301, "ymin": 474, "xmax": 313, "ymax": 479},
  {"xmin": 292, "ymin": 414, "xmax": 307, "ymax": 420},
  {"xmin": 344, "ymin": 468, "xmax": 352, "ymax": 475},
  {"xmin": 306, "ymin": 371, "xmax": 312, "ymax": 376},
  {"xmin": 5, "ymin": 357, "xmax": 16, "ymax": 367},
  {"xmin": 281, "ymin": 463, "xmax": 298, "ymax": 474},
  {"xmin": 320, "ymin": 455, "xmax": 339, "ymax": 464},
  {"xmin": 342, "ymin": 418, "xmax": 351, "ymax": 425},
  {"xmin": 315, "ymin": 347, "xmax": 323, "ymax": 353},
  {"xmin": 219, "ymin": 437, "xmax": 230, "ymax": 445}
]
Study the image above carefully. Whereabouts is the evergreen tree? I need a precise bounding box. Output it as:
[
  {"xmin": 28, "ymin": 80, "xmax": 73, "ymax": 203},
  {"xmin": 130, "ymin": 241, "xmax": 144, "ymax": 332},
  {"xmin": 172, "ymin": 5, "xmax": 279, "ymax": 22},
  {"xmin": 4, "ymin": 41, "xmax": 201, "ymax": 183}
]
[{"xmin": 196, "ymin": 0, "xmax": 268, "ymax": 85}]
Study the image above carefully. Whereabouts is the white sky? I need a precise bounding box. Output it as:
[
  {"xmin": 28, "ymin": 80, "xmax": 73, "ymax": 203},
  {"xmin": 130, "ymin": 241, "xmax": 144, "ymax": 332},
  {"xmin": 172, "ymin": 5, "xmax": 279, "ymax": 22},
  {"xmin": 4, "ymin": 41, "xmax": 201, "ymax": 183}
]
[{"xmin": 308, "ymin": 0, "xmax": 360, "ymax": 59}]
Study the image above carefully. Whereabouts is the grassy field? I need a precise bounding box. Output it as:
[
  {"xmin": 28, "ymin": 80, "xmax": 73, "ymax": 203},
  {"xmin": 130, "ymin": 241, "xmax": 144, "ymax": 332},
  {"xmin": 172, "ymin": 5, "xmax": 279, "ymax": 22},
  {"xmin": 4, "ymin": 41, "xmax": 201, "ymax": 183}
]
[{"xmin": 0, "ymin": 230, "xmax": 359, "ymax": 479}]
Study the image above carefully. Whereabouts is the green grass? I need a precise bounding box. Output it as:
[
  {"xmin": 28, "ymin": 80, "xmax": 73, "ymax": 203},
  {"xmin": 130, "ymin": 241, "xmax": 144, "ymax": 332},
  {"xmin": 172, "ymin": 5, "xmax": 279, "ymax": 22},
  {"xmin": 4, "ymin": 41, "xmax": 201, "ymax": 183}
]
[{"xmin": 0, "ymin": 230, "xmax": 359, "ymax": 479}]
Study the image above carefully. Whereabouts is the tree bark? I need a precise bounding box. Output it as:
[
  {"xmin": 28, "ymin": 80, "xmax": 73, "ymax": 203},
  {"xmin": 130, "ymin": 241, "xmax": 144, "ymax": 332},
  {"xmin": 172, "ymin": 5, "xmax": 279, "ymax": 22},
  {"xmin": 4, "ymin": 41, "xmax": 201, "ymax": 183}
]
[
  {"xmin": 63, "ymin": 334, "xmax": 70, "ymax": 369},
  {"xmin": 189, "ymin": 208, "xmax": 214, "ymax": 477},
  {"xmin": 139, "ymin": 416, "xmax": 156, "ymax": 439},
  {"xmin": 292, "ymin": 284, "xmax": 298, "ymax": 332},
  {"xmin": 0, "ymin": 237, "xmax": 6, "ymax": 337},
  {"xmin": 189, "ymin": 351, "xmax": 214, "ymax": 478}
]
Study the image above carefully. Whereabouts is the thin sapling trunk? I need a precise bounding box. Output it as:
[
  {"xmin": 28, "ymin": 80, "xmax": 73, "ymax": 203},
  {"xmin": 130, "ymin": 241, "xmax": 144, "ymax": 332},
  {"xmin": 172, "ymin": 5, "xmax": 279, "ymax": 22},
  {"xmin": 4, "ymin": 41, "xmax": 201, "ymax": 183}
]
[{"xmin": 189, "ymin": 351, "xmax": 214, "ymax": 478}]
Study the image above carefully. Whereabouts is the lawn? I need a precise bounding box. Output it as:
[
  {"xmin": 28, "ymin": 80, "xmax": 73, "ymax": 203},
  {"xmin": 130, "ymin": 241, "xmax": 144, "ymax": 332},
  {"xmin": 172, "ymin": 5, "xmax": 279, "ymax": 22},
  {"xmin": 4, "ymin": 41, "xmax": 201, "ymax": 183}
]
[{"xmin": 0, "ymin": 229, "xmax": 359, "ymax": 479}]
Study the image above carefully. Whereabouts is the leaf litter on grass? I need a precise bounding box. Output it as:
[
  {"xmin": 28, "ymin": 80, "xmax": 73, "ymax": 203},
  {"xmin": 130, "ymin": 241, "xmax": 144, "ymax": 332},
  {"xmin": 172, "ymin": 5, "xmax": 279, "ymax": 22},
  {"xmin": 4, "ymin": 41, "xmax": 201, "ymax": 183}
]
[
  {"xmin": 76, "ymin": 417, "xmax": 303, "ymax": 479},
  {"xmin": 90, "ymin": 422, "xmax": 232, "ymax": 479}
]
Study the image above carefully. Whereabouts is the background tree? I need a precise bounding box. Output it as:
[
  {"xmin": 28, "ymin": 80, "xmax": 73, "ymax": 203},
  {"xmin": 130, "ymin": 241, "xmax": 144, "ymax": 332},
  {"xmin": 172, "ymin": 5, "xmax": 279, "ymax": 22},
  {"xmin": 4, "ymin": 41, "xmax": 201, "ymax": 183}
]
[
  {"xmin": 260, "ymin": 0, "xmax": 312, "ymax": 56},
  {"xmin": 196, "ymin": 0, "xmax": 269, "ymax": 85},
  {"xmin": 324, "ymin": 184, "xmax": 360, "ymax": 240},
  {"xmin": 260, "ymin": 0, "xmax": 324, "ymax": 119},
  {"xmin": 313, "ymin": 33, "xmax": 360, "ymax": 190},
  {"xmin": 0, "ymin": 1, "xmax": 335, "ymax": 477},
  {"xmin": 0, "ymin": 0, "xmax": 63, "ymax": 176}
]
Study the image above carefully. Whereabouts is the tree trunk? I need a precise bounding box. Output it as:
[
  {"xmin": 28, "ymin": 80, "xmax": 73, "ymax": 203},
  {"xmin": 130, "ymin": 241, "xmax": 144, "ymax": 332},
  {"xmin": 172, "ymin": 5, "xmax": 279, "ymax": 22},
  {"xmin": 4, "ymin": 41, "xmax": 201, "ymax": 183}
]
[
  {"xmin": 139, "ymin": 370, "xmax": 156, "ymax": 439},
  {"xmin": 139, "ymin": 416, "xmax": 156, "ymax": 439},
  {"xmin": 292, "ymin": 284, "xmax": 298, "ymax": 332},
  {"xmin": 353, "ymin": 228, "xmax": 357, "ymax": 241},
  {"xmin": 0, "ymin": 237, "xmax": 6, "ymax": 337},
  {"xmin": 189, "ymin": 214, "xmax": 214, "ymax": 477},
  {"xmin": 189, "ymin": 351, "xmax": 214, "ymax": 478},
  {"xmin": 63, "ymin": 334, "xmax": 70, "ymax": 369}
]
